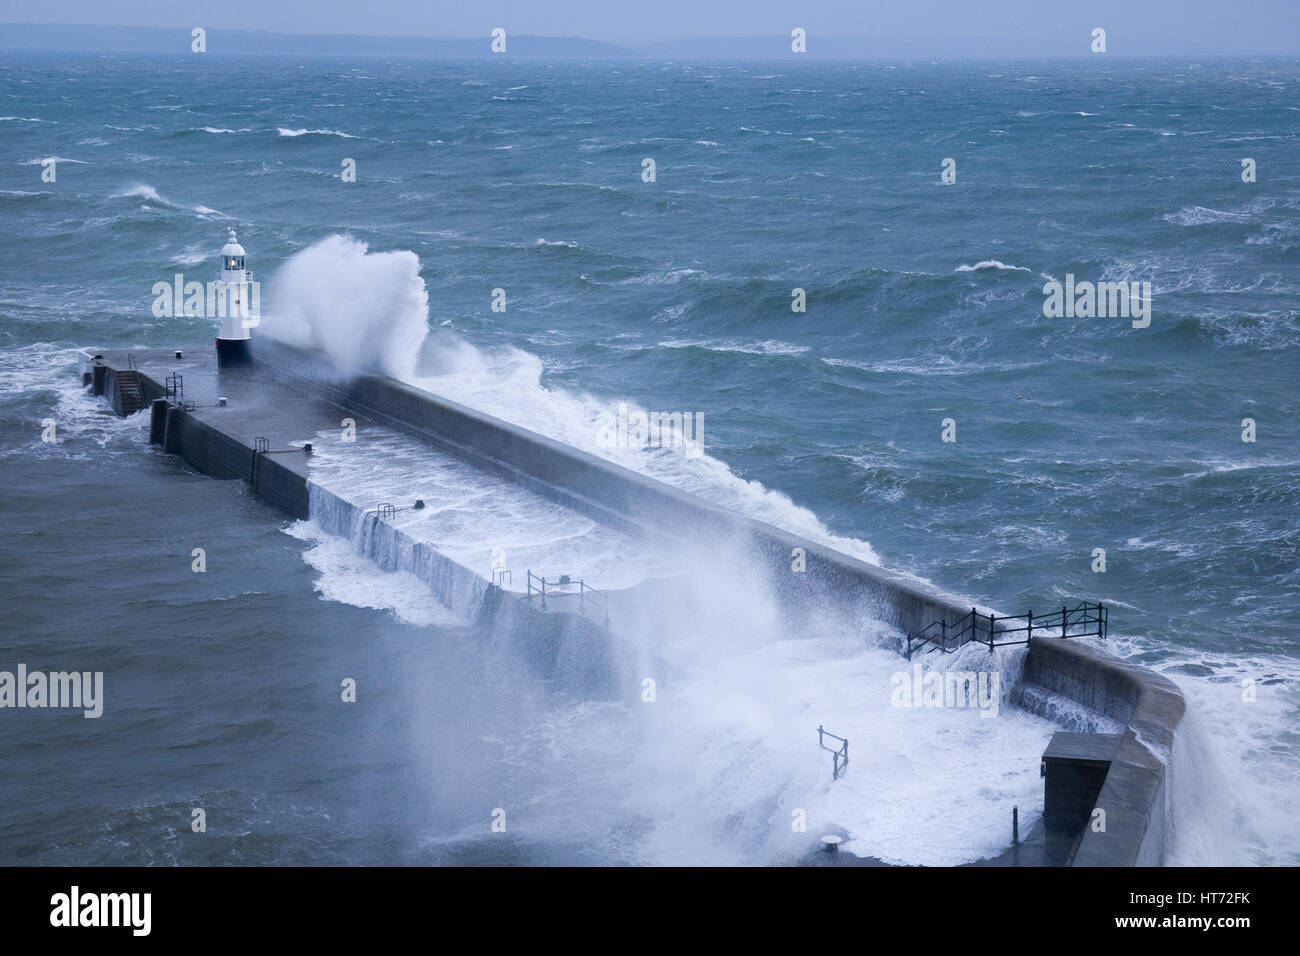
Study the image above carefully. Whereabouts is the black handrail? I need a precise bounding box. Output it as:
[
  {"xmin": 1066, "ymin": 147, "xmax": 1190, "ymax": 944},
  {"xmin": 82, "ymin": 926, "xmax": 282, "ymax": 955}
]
[
  {"xmin": 906, "ymin": 601, "xmax": 1107, "ymax": 659},
  {"xmin": 578, "ymin": 579, "xmax": 608, "ymax": 622},
  {"xmin": 818, "ymin": 725, "xmax": 849, "ymax": 781},
  {"xmin": 526, "ymin": 570, "xmax": 608, "ymax": 624},
  {"xmin": 250, "ymin": 436, "xmax": 270, "ymax": 484}
]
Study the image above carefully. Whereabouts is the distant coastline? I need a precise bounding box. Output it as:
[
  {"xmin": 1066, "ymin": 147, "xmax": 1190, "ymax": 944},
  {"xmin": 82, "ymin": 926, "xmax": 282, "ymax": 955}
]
[{"xmin": 5, "ymin": 22, "xmax": 1296, "ymax": 59}]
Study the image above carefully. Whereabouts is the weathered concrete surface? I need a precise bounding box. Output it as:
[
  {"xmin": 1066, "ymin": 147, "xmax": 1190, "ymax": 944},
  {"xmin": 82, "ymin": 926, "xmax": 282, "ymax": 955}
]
[
  {"xmin": 85, "ymin": 346, "xmax": 333, "ymax": 520},
  {"xmin": 971, "ymin": 816, "xmax": 1076, "ymax": 868},
  {"xmin": 1021, "ymin": 637, "xmax": 1185, "ymax": 866}
]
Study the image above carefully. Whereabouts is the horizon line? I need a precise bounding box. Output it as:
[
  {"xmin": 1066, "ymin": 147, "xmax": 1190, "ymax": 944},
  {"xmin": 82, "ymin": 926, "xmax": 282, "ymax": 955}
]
[{"xmin": 3, "ymin": 22, "xmax": 1298, "ymax": 58}]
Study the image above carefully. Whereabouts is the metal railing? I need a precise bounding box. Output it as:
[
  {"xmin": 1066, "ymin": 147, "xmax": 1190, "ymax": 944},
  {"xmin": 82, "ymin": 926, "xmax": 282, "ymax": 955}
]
[
  {"xmin": 368, "ymin": 502, "xmax": 396, "ymax": 521},
  {"xmin": 164, "ymin": 372, "xmax": 183, "ymax": 400},
  {"xmin": 906, "ymin": 601, "xmax": 1107, "ymax": 659},
  {"xmin": 249, "ymin": 437, "xmax": 270, "ymax": 484},
  {"xmin": 526, "ymin": 570, "xmax": 608, "ymax": 624},
  {"xmin": 126, "ymin": 352, "xmax": 136, "ymax": 370},
  {"xmin": 818, "ymin": 725, "xmax": 849, "ymax": 781}
]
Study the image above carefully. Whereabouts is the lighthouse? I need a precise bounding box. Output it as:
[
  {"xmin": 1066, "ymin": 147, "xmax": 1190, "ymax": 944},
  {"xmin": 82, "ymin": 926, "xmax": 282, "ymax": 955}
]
[{"xmin": 215, "ymin": 228, "xmax": 256, "ymax": 367}]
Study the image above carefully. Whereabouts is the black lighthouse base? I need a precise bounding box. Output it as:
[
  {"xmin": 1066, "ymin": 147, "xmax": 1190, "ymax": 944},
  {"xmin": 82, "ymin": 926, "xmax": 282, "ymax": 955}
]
[{"xmin": 216, "ymin": 338, "xmax": 252, "ymax": 368}]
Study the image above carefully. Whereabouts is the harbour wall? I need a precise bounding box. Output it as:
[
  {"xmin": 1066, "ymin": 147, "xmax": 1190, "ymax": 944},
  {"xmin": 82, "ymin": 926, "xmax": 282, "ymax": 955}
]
[
  {"xmin": 252, "ymin": 340, "xmax": 981, "ymax": 643},
  {"xmin": 1019, "ymin": 635, "xmax": 1185, "ymax": 866},
  {"xmin": 82, "ymin": 343, "xmax": 1186, "ymax": 866},
  {"xmin": 86, "ymin": 349, "xmax": 624, "ymax": 697}
]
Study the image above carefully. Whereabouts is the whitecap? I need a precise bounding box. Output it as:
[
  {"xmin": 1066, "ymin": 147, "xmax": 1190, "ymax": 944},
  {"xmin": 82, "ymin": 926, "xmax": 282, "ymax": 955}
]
[
  {"xmin": 277, "ymin": 127, "xmax": 358, "ymax": 138},
  {"xmin": 954, "ymin": 259, "xmax": 1032, "ymax": 274},
  {"xmin": 1162, "ymin": 205, "xmax": 1251, "ymax": 226}
]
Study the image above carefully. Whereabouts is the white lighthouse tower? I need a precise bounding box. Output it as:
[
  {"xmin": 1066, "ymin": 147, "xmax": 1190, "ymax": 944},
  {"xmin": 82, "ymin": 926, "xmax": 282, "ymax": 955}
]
[{"xmin": 215, "ymin": 228, "xmax": 255, "ymax": 367}]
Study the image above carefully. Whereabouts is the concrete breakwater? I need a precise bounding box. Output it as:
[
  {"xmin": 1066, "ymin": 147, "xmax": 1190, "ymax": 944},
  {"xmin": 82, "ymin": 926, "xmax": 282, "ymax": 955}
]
[
  {"xmin": 1018, "ymin": 636, "xmax": 1185, "ymax": 865},
  {"xmin": 83, "ymin": 347, "xmax": 624, "ymax": 698},
  {"xmin": 78, "ymin": 342, "xmax": 1185, "ymax": 866},
  {"xmin": 249, "ymin": 340, "xmax": 981, "ymax": 643}
]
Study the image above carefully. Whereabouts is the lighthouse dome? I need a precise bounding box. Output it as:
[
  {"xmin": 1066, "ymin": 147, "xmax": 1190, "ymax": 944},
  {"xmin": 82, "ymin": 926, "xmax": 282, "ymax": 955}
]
[{"xmin": 220, "ymin": 228, "xmax": 246, "ymax": 258}]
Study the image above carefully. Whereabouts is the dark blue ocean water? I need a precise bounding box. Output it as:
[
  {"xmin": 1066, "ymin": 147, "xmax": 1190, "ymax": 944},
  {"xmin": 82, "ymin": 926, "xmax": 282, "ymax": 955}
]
[{"xmin": 2, "ymin": 52, "xmax": 1298, "ymax": 865}]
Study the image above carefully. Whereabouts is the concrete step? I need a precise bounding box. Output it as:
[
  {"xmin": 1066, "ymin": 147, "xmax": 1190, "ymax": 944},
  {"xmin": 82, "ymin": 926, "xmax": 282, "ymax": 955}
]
[{"xmin": 116, "ymin": 370, "xmax": 145, "ymax": 413}]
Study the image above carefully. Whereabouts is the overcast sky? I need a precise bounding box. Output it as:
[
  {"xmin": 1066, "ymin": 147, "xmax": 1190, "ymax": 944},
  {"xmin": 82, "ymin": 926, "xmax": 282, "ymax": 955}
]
[{"xmin": 1, "ymin": 0, "xmax": 1298, "ymax": 51}]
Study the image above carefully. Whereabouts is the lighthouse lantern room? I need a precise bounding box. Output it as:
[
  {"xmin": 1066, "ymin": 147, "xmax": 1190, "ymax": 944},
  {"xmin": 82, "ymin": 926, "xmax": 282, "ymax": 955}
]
[{"xmin": 215, "ymin": 228, "xmax": 255, "ymax": 367}]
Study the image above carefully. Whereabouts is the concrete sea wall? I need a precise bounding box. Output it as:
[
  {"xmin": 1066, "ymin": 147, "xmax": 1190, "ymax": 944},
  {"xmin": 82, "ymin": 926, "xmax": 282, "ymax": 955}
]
[
  {"xmin": 82, "ymin": 344, "xmax": 1187, "ymax": 865},
  {"xmin": 305, "ymin": 480, "xmax": 625, "ymax": 696},
  {"xmin": 252, "ymin": 341, "xmax": 981, "ymax": 643},
  {"xmin": 1019, "ymin": 635, "xmax": 1185, "ymax": 866},
  {"xmin": 250, "ymin": 342, "xmax": 1191, "ymax": 868}
]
